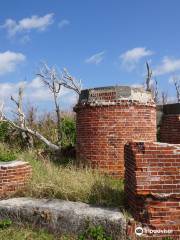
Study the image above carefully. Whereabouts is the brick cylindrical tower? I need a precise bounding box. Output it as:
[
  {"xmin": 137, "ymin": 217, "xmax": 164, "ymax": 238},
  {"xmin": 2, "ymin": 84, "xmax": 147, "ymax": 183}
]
[{"xmin": 74, "ymin": 86, "xmax": 156, "ymax": 178}]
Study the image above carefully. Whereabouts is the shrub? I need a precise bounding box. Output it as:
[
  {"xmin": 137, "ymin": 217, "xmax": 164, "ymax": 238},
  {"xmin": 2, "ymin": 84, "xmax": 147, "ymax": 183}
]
[
  {"xmin": 0, "ymin": 144, "xmax": 17, "ymax": 162},
  {"xmin": 0, "ymin": 122, "xmax": 10, "ymax": 142},
  {"xmin": 61, "ymin": 116, "xmax": 76, "ymax": 147}
]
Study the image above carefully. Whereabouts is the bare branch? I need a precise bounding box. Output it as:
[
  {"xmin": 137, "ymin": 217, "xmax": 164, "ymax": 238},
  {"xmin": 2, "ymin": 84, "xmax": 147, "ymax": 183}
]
[
  {"xmin": 161, "ymin": 91, "xmax": 168, "ymax": 105},
  {"xmin": 145, "ymin": 62, "xmax": 152, "ymax": 91},
  {"xmin": 172, "ymin": 76, "xmax": 180, "ymax": 103},
  {"xmin": 10, "ymin": 96, "xmax": 19, "ymax": 108},
  {"xmin": 37, "ymin": 63, "xmax": 82, "ymax": 146},
  {"xmin": 61, "ymin": 68, "xmax": 82, "ymax": 94},
  {"xmin": 152, "ymin": 78, "xmax": 159, "ymax": 104},
  {"xmin": 37, "ymin": 63, "xmax": 61, "ymax": 94}
]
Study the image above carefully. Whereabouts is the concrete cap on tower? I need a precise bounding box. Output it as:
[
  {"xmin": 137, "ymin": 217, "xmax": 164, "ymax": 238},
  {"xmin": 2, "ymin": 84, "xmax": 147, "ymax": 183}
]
[{"xmin": 78, "ymin": 86, "xmax": 154, "ymax": 105}]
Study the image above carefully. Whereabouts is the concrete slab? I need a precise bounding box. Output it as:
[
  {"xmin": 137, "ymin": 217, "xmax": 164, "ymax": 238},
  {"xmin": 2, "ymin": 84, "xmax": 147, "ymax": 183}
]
[{"xmin": 0, "ymin": 197, "xmax": 127, "ymax": 239}]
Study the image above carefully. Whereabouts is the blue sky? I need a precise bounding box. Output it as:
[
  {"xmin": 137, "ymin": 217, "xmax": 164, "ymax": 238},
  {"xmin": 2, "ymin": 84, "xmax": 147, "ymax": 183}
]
[{"xmin": 0, "ymin": 0, "xmax": 180, "ymax": 111}]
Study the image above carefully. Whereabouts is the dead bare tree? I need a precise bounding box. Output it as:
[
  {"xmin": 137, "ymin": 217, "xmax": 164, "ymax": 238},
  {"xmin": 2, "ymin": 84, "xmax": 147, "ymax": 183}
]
[
  {"xmin": 37, "ymin": 64, "xmax": 62, "ymax": 145},
  {"xmin": 145, "ymin": 62, "xmax": 159, "ymax": 104},
  {"xmin": 172, "ymin": 76, "xmax": 180, "ymax": 103},
  {"xmin": 37, "ymin": 63, "xmax": 81, "ymax": 147},
  {"xmin": 145, "ymin": 62, "xmax": 152, "ymax": 91},
  {"xmin": 11, "ymin": 87, "xmax": 26, "ymax": 129},
  {"xmin": 10, "ymin": 87, "xmax": 34, "ymax": 148},
  {"xmin": 161, "ymin": 91, "xmax": 168, "ymax": 105},
  {"xmin": 0, "ymin": 63, "xmax": 82, "ymax": 151},
  {"xmin": 1, "ymin": 88, "xmax": 60, "ymax": 151}
]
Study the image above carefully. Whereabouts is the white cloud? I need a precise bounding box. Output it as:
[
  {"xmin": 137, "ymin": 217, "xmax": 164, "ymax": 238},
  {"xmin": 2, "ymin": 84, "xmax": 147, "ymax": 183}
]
[
  {"xmin": 58, "ymin": 19, "xmax": 70, "ymax": 29},
  {"xmin": 154, "ymin": 57, "xmax": 180, "ymax": 76},
  {"xmin": 120, "ymin": 47, "xmax": 154, "ymax": 71},
  {"xmin": 0, "ymin": 51, "xmax": 26, "ymax": 75},
  {"xmin": 28, "ymin": 77, "xmax": 43, "ymax": 88},
  {"xmin": 85, "ymin": 51, "xmax": 105, "ymax": 65},
  {"xmin": 2, "ymin": 13, "xmax": 54, "ymax": 36}
]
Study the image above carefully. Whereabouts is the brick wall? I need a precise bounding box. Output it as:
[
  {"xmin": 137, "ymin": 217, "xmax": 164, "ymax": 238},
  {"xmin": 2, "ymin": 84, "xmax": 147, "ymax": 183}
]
[
  {"xmin": 159, "ymin": 114, "xmax": 180, "ymax": 143},
  {"xmin": 0, "ymin": 160, "xmax": 32, "ymax": 198},
  {"xmin": 158, "ymin": 103, "xmax": 180, "ymax": 144},
  {"xmin": 75, "ymin": 86, "xmax": 156, "ymax": 178},
  {"xmin": 125, "ymin": 141, "xmax": 180, "ymax": 238}
]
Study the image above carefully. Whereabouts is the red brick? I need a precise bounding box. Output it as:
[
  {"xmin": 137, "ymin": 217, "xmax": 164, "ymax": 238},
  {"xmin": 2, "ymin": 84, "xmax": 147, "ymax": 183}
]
[{"xmin": 0, "ymin": 161, "xmax": 32, "ymax": 198}]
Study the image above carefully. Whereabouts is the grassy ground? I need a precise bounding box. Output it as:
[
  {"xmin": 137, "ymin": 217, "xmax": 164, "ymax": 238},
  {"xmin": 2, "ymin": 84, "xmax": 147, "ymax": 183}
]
[
  {"xmin": 13, "ymin": 150, "xmax": 125, "ymax": 208},
  {"xmin": 0, "ymin": 226, "xmax": 76, "ymax": 240}
]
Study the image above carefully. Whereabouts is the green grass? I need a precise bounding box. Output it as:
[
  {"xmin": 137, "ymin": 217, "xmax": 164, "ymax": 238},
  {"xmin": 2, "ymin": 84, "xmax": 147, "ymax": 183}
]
[
  {"xmin": 0, "ymin": 142, "xmax": 125, "ymax": 208},
  {"xmin": 0, "ymin": 143, "xmax": 17, "ymax": 162},
  {"xmin": 0, "ymin": 226, "xmax": 76, "ymax": 240},
  {"xmin": 14, "ymin": 150, "xmax": 125, "ymax": 208}
]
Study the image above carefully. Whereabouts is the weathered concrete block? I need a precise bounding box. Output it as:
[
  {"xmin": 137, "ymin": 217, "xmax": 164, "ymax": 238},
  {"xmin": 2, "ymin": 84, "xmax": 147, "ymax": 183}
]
[{"xmin": 0, "ymin": 197, "xmax": 127, "ymax": 239}]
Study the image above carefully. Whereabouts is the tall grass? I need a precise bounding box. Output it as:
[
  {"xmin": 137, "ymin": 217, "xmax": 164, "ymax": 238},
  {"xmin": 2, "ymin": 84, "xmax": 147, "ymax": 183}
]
[{"xmin": 16, "ymin": 151, "xmax": 124, "ymax": 208}]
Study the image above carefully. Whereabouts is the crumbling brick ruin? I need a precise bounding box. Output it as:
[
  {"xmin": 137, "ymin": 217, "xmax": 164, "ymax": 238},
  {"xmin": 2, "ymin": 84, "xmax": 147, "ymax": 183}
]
[
  {"xmin": 0, "ymin": 161, "xmax": 31, "ymax": 198},
  {"xmin": 125, "ymin": 141, "xmax": 180, "ymax": 238},
  {"xmin": 74, "ymin": 86, "xmax": 156, "ymax": 178},
  {"xmin": 75, "ymin": 86, "xmax": 180, "ymax": 238}
]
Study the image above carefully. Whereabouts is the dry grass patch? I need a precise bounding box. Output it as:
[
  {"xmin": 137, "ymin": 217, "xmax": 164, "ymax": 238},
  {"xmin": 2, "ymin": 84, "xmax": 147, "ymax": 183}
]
[{"xmin": 16, "ymin": 151, "xmax": 124, "ymax": 208}]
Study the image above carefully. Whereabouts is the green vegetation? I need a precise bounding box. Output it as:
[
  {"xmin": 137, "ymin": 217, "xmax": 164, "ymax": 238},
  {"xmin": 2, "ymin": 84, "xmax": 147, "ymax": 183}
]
[
  {"xmin": 61, "ymin": 116, "xmax": 76, "ymax": 147},
  {"xmin": 0, "ymin": 226, "xmax": 112, "ymax": 240},
  {"xmin": 0, "ymin": 144, "xmax": 17, "ymax": 162},
  {"xmin": 15, "ymin": 150, "xmax": 124, "ymax": 208},
  {"xmin": 0, "ymin": 222, "xmax": 112, "ymax": 240},
  {"xmin": 0, "ymin": 122, "xmax": 10, "ymax": 142},
  {"xmin": 0, "ymin": 219, "xmax": 12, "ymax": 229},
  {"xmin": 0, "ymin": 111, "xmax": 76, "ymax": 151},
  {"xmin": 0, "ymin": 225, "xmax": 76, "ymax": 240},
  {"xmin": 79, "ymin": 225, "xmax": 112, "ymax": 240}
]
